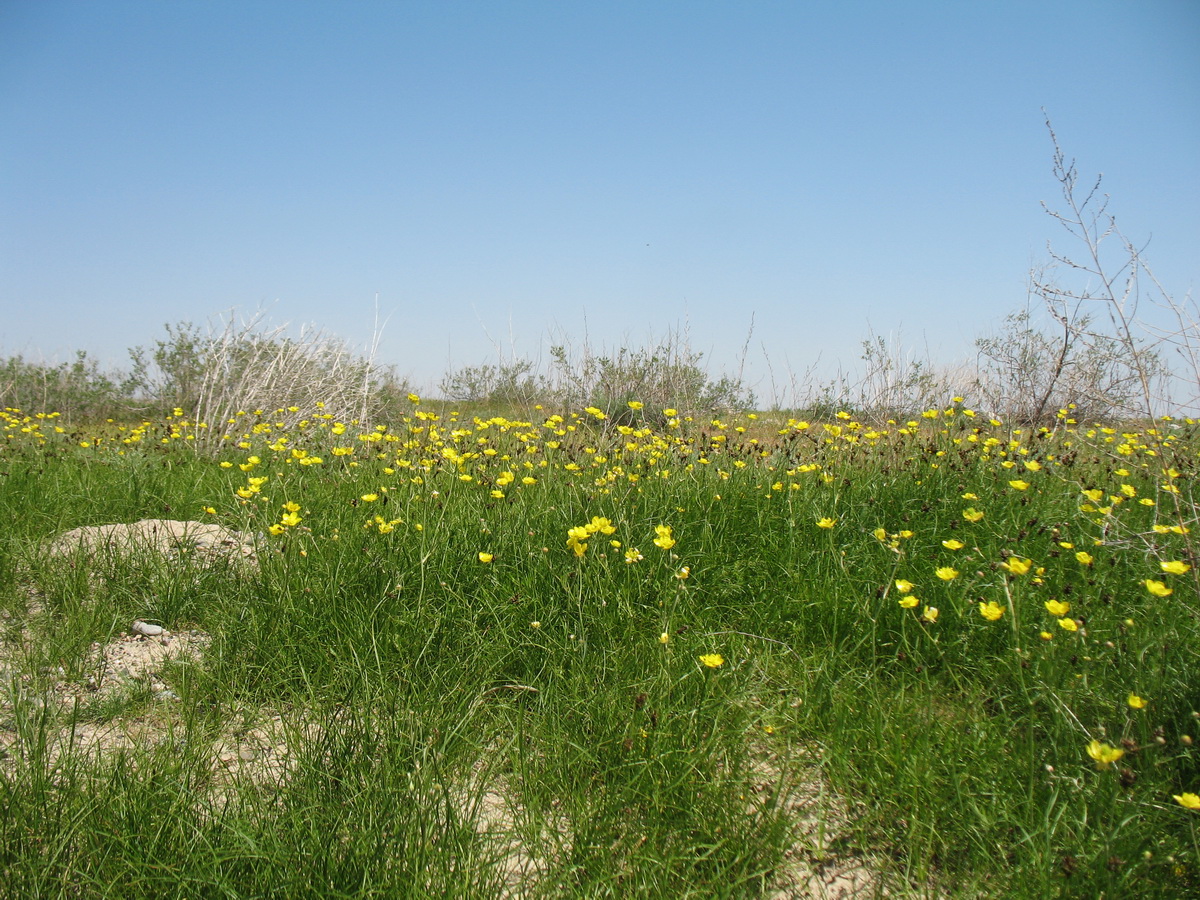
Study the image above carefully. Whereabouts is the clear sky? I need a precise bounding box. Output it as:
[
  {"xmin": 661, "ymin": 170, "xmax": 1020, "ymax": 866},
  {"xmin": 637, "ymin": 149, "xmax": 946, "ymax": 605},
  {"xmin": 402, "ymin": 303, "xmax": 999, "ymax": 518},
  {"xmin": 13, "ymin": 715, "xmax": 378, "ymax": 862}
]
[{"xmin": 2, "ymin": 0, "xmax": 1197, "ymax": 403}]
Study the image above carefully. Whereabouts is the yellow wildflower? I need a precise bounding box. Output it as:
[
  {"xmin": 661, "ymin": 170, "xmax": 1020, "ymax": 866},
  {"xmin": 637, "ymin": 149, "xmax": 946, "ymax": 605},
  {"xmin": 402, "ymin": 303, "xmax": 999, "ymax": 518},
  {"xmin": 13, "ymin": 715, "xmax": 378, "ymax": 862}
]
[
  {"xmin": 1045, "ymin": 599, "xmax": 1070, "ymax": 616},
  {"xmin": 1174, "ymin": 792, "xmax": 1200, "ymax": 810},
  {"xmin": 1144, "ymin": 579, "xmax": 1173, "ymax": 598},
  {"xmin": 1000, "ymin": 557, "xmax": 1032, "ymax": 575},
  {"xmin": 979, "ymin": 601, "xmax": 1004, "ymax": 621},
  {"xmin": 1086, "ymin": 740, "xmax": 1124, "ymax": 769}
]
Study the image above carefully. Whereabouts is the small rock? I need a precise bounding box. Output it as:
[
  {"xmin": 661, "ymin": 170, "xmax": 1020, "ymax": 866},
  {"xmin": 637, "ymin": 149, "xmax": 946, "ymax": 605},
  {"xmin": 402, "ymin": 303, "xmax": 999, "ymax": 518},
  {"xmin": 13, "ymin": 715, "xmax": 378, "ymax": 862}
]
[{"xmin": 131, "ymin": 621, "xmax": 164, "ymax": 637}]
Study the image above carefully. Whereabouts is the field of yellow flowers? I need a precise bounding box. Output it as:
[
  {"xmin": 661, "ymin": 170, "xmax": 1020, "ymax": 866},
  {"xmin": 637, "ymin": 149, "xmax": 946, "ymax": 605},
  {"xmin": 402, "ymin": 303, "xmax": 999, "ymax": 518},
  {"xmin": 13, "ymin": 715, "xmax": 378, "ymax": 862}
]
[{"xmin": 1, "ymin": 399, "xmax": 1197, "ymax": 897}]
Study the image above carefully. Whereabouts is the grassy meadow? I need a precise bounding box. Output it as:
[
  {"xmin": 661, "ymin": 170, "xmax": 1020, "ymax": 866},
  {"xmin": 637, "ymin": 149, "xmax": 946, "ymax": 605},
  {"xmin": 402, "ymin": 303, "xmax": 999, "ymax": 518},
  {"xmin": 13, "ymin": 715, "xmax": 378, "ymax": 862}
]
[{"xmin": 1, "ymin": 399, "xmax": 1198, "ymax": 898}]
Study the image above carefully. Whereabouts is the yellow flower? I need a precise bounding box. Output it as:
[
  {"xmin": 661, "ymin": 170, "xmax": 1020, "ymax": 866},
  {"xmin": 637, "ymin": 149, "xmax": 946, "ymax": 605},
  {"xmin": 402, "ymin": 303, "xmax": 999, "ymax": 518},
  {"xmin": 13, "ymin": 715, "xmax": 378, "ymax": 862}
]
[
  {"xmin": 921, "ymin": 606, "xmax": 939, "ymax": 623},
  {"xmin": 588, "ymin": 516, "xmax": 616, "ymax": 535},
  {"xmin": 935, "ymin": 567, "xmax": 959, "ymax": 581},
  {"xmin": 1058, "ymin": 617, "xmax": 1078, "ymax": 632},
  {"xmin": 816, "ymin": 517, "xmax": 837, "ymax": 529},
  {"xmin": 1174, "ymin": 792, "xmax": 1200, "ymax": 810},
  {"xmin": 699, "ymin": 653, "xmax": 724, "ymax": 668},
  {"xmin": 1039, "ymin": 631, "xmax": 1053, "ymax": 641},
  {"xmin": 1082, "ymin": 488, "xmax": 1104, "ymax": 502},
  {"xmin": 1161, "ymin": 560, "xmax": 1190, "ymax": 575},
  {"xmin": 653, "ymin": 524, "xmax": 676, "ymax": 550},
  {"xmin": 1075, "ymin": 551, "xmax": 1093, "ymax": 566},
  {"xmin": 942, "ymin": 539, "xmax": 965, "ymax": 550},
  {"xmin": 895, "ymin": 579, "xmax": 915, "ymax": 594},
  {"xmin": 659, "ymin": 632, "xmax": 670, "ymax": 644},
  {"xmin": 978, "ymin": 601, "xmax": 1004, "ymax": 621},
  {"xmin": 1144, "ymin": 579, "xmax": 1173, "ymax": 598},
  {"xmin": 478, "ymin": 552, "xmax": 494, "ymax": 563},
  {"xmin": 627, "ymin": 400, "xmax": 644, "ymax": 410},
  {"xmin": 1008, "ymin": 480, "xmax": 1030, "ymax": 491},
  {"xmin": 361, "ymin": 493, "xmax": 379, "ymax": 502},
  {"xmin": 624, "ymin": 548, "xmax": 643, "ymax": 564},
  {"xmin": 873, "ymin": 527, "xmax": 889, "ymax": 541},
  {"xmin": 1127, "ymin": 693, "xmax": 1148, "ymax": 709},
  {"xmin": 898, "ymin": 595, "xmax": 919, "ymax": 609},
  {"xmin": 1045, "ymin": 599, "xmax": 1070, "ymax": 616},
  {"xmin": 676, "ymin": 566, "xmax": 691, "ymax": 580},
  {"xmin": 1086, "ymin": 740, "xmax": 1124, "ymax": 769},
  {"xmin": 1000, "ymin": 557, "xmax": 1032, "ymax": 576},
  {"xmin": 963, "ymin": 508, "xmax": 984, "ymax": 523},
  {"xmin": 280, "ymin": 512, "xmax": 302, "ymax": 527}
]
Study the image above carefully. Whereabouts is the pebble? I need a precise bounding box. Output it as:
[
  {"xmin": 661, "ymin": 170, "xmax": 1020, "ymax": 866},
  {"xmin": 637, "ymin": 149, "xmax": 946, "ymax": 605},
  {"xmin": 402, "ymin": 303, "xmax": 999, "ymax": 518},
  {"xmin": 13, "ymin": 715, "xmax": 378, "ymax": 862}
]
[{"xmin": 131, "ymin": 620, "xmax": 164, "ymax": 637}]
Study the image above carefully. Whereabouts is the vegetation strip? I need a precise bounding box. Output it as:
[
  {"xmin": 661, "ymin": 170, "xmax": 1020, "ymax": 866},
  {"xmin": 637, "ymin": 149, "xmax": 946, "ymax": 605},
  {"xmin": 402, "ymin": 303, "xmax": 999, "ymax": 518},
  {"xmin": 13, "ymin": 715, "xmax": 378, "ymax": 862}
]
[{"xmin": 1, "ymin": 398, "xmax": 1198, "ymax": 897}]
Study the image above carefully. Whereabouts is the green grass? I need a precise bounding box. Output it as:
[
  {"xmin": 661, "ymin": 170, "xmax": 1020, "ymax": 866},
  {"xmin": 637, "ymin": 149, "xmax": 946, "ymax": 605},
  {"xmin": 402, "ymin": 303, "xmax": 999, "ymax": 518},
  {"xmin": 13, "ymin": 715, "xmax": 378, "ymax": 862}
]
[{"xmin": 0, "ymin": 404, "xmax": 1197, "ymax": 897}]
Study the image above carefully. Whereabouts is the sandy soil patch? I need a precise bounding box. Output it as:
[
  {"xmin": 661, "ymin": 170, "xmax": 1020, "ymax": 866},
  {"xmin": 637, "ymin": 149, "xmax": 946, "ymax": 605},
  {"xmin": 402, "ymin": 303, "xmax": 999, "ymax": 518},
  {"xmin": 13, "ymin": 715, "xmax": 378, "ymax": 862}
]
[{"xmin": 47, "ymin": 518, "xmax": 259, "ymax": 566}]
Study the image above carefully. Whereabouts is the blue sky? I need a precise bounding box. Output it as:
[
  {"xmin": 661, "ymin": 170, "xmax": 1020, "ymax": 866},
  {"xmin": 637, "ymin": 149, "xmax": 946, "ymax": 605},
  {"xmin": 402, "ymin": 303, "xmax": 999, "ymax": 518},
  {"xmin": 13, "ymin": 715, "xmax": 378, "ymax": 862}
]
[{"xmin": 2, "ymin": 0, "xmax": 1197, "ymax": 402}]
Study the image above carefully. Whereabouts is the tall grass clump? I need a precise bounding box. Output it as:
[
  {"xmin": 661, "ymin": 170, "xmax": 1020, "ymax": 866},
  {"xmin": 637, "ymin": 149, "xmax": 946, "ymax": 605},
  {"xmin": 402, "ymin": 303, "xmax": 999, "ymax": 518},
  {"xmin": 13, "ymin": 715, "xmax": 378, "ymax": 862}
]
[
  {"xmin": 0, "ymin": 351, "xmax": 139, "ymax": 422},
  {"xmin": 126, "ymin": 312, "xmax": 412, "ymax": 450},
  {"xmin": 440, "ymin": 323, "xmax": 753, "ymax": 425}
]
